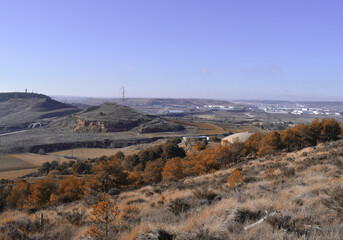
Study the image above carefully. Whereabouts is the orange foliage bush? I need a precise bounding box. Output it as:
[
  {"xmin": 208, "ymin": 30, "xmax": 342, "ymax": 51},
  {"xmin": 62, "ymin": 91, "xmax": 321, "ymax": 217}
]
[
  {"xmin": 91, "ymin": 158, "xmax": 128, "ymax": 192},
  {"xmin": 6, "ymin": 181, "xmax": 30, "ymax": 210},
  {"xmin": 193, "ymin": 147, "xmax": 220, "ymax": 175},
  {"xmin": 142, "ymin": 160, "xmax": 163, "ymax": 184},
  {"xmin": 57, "ymin": 177, "xmax": 86, "ymax": 203},
  {"xmin": 24, "ymin": 179, "xmax": 58, "ymax": 209},
  {"xmin": 162, "ymin": 157, "xmax": 184, "ymax": 181},
  {"xmin": 227, "ymin": 169, "xmax": 245, "ymax": 188},
  {"xmin": 88, "ymin": 193, "xmax": 140, "ymax": 240},
  {"xmin": 88, "ymin": 193, "xmax": 120, "ymax": 240}
]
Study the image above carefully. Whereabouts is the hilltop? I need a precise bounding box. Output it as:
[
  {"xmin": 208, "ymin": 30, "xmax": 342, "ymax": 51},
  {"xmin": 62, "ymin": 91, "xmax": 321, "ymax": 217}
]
[
  {"xmin": 0, "ymin": 92, "xmax": 79, "ymax": 132},
  {"xmin": 52, "ymin": 102, "xmax": 184, "ymax": 133}
]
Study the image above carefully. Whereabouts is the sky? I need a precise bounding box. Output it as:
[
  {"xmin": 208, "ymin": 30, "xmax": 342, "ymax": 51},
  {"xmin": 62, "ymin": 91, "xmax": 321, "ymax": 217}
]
[{"xmin": 0, "ymin": 0, "xmax": 342, "ymax": 101}]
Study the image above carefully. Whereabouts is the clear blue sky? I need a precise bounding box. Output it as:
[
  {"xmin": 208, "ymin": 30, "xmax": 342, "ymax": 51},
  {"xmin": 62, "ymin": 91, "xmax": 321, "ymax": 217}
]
[{"xmin": 0, "ymin": 0, "xmax": 342, "ymax": 100}]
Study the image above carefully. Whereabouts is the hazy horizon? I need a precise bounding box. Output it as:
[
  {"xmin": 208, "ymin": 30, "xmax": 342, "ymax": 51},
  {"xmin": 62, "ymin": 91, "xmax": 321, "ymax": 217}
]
[{"xmin": 1, "ymin": 1, "xmax": 343, "ymax": 101}]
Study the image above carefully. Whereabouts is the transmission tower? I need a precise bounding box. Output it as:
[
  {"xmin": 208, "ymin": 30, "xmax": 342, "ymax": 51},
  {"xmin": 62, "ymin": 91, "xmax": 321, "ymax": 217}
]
[{"xmin": 121, "ymin": 87, "xmax": 126, "ymax": 102}]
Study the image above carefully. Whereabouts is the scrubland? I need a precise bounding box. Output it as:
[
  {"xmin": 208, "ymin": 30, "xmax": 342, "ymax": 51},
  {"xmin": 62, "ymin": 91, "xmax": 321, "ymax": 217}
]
[
  {"xmin": 0, "ymin": 118, "xmax": 342, "ymax": 239},
  {"xmin": 1, "ymin": 140, "xmax": 343, "ymax": 239}
]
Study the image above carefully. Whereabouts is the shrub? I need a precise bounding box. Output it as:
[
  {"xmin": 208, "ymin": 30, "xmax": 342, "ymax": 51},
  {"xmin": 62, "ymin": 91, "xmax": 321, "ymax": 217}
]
[
  {"xmin": 6, "ymin": 181, "xmax": 30, "ymax": 210},
  {"xmin": 234, "ymin": 209, "xmax": 263, "ymax": 223},
  {"xmin": 63, "ymin": 208, "xmax": 87, "ymax": 226},
  {"xmin": 193, "ymin": 188, "xmax": 220, "ymax": 205},
  {"xmin": 168, "ymin": 198, "xmax": 190, "ymax": 216},
  {"xmin": 25, "ymin": 179, "xmax": 58, "ymax": 209},
  {"xmin": 72, "ymin": 161, "xmax": 92, "ymax": 175},
  {"xmin": 88, "ymin": 193, "xmax": 120, "ymax": 240},
  {"xmin": 57, "ymin": 177, "xmax": 86, "ymax": 203},
  {"xmin": 38, "ymin": 162, "xmax": 52, "ymax": 175},
  {"xmin": 142, "ymin": 160, "xmax": 163, "ymax": 184},
  {"xmin": 322, "ymin": 185, "xmax": 343, "ymax": 218},
  {"xmin": 227, "ymin": 169, "xmax": 245, "ymax": 188},
  {"xmin": 91, "ymin": 158, "xmax": 128, "ymax": 192},
  {"xmin": 123, "ymin": 154, "xmax": 140, "ymax": 171},
  {"xmin": 161, "ymin": 142, "xmax": 186, "ymax": 160},
  {"xmin": 196, "ymin": 140, "xmax": 208, "ymax": 151},
  {"xmin": 162, "ymin": 157, "xmax": 184, "ymax": 181}
]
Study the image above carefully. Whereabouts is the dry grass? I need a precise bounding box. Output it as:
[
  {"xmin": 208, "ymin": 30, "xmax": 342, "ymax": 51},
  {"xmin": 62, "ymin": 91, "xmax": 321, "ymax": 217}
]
[
  {"xmin": 0, "ymin": 168, "xmax": 39, "ymax": 179},
  {"xmin": 1, "ymin": 140, "xmax": 343, "ymax": 239}
]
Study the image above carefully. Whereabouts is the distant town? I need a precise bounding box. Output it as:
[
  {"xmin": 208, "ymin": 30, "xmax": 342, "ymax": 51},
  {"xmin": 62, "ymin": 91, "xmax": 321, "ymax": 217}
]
[{"xmin": 232, "ymin": 100, "xmax": 343, "ymax": 117}]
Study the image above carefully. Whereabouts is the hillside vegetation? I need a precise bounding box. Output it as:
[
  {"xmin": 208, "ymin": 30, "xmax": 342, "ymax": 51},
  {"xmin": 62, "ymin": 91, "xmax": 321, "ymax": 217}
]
[{"xmin": 0, "ymin": 118, "xmax": 342, "ymax": 239}]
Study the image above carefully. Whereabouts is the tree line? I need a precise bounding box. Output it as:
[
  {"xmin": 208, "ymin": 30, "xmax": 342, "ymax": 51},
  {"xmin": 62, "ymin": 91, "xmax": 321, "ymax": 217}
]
[{"xmin": 0, "ymin": 118, "xmax": 341, "ymax": 212}]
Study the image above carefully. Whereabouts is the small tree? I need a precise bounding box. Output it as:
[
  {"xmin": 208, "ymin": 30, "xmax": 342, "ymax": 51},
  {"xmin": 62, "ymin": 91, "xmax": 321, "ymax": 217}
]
[
  {"xmin": 227, "ymin": 169, "xmax": 245, "ymax": 190},
  {"xmin": 24, "ymin": 179, "xmax": 57, "ymax": 209},
  {"xmin": 72, "ymin": 161, "xmax": 92, "ymax": 175},
  {"xmin": 88, "ymin": 193, "xmax": 120, "ymax": 240},
  {"xmin": 57, "ymin": 177, "xmax": 86, "ymax": 203},
  {"xmin": 162, "ymin": 157, "xmax": 184, "ymax": 181},
  {"xmin": 320, "ymin": 118, "xmax": 342, "ymax": 142},
  {"xmin": 161, "ymin": 142, "xmax": 186, "ymax": 160},
  {"xmin": 38, "ymin": 162, "xmax": 52, "ymax": 175},
  {"xmin": 6, "ymin": 181, "xmax": 30, "ymax": 209},
  {"xmin": 142, "ymin": 160, "xmax": 163, "ymax": 184},
  {"xmin": 92, "ymin": 158, "xmax": 128, "ymax": 193},
  {"xmin": 281, "ymin": 128, "xmax": 295, "ymax": 152}
]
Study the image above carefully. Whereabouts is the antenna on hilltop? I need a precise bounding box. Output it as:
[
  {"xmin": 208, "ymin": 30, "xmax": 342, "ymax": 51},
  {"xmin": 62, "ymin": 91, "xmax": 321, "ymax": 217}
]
[{"xmin": 121, "ymin": 87, "xmax": 126, "ymax": 102}]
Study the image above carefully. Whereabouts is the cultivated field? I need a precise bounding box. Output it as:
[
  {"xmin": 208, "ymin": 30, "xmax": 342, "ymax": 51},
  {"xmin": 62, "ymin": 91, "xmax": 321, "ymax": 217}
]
[
  {"xmin": 49, "ymin": 139, "xmax": 167, "ymax": 160},
  {"xmin": 0, "ymin": 153, "xmax": 70, "ymax": 179}
]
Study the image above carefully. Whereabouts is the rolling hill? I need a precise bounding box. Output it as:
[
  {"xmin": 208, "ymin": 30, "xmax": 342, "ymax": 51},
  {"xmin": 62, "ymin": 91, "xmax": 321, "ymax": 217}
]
[
  {"xmin": 0, "ymin": 92, "xmax": 79, "ymax": 132},
  {"xmin": 52, "ymin": 102, "xmax": 184, "ymax": 133}
]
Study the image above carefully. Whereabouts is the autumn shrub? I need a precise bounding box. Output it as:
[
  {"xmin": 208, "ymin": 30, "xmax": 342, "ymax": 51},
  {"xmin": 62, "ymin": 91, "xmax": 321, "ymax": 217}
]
[
  {"xmin": 122, "ymin": 154, "xmax": 140, "ymax": 171},
  {"xmin": 192, "ymin": 147, "xmax": 220, "ymax": 175},
  {"xmin": 126, "ymin": 167, "xmax": 143, "ymax": 188},
  {"xmin": 24, "ymin": 179, "xmax": 58, "ymax": 210},
  {"xmin": 88, "ymin": 193, "xmax": 140, "ymax": 239},
  {"xmin": 162, "ymin": 157, "xmax": 184, "ymax": 181},
  {"xmin": 244, "ymin": 132, "xmax": 265, "ymax": 154},
  {"xmin": 91, "ymin": 158, "xmax": 128, "ymax": 192},
  {"xmin": 142, "ymin": 160, "xmax": 163, "ymax": 184},
  {"xmin": 72, "ymin": 161, "xmax": 92, "ymax": 175},
  {"xmin": 227, "ymin": 169, "xmax": 245, "ymax": 188},
  {"xmin": 56, "ymin": 177, "xmax": 86, "ymax": 203},
  {"xmin": 88, "ymin": 193, "xmax": 120, "ymax": 240},
  {"xmin": 6, "ymin": 181, "xmax": 31, "ymax": 210}
]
